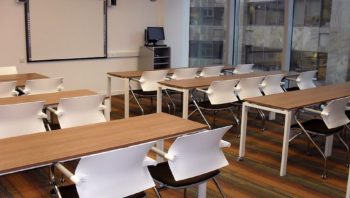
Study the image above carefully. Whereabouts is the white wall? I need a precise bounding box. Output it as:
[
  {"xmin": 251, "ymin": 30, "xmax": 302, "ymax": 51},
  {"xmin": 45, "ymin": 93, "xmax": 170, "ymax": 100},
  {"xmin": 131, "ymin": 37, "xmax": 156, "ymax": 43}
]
[
  {"xmin": 163, "ymin": 0, "xmax": 190, "ymax": 68},
  {"xmin": 0, "ymin": 0, "xmax": 167, "ymax": 94}
]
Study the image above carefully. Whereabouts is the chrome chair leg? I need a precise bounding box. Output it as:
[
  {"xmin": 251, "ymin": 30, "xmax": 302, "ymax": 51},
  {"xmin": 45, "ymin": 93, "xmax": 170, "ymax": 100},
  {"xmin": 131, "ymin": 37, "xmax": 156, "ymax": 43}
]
[
  {"xmin": 193, "ymin": 100, "xmax": 212, "ymax": 129},
  {"xmin": 229, "ymin": 108, "xmax": 240, "ymax": 135},
  {"xmin": 49, "ymin": 165, "xmax": 62, "ymax": 198},
  {"xmin": 188, "ymin": 109, "xmax": 198, "ymax": 119},
  {"xmin": 153, "ymin": 187, "xmax": 162, "ymax": 198},
  {"xmin": 164, "ymin": 89, "xmax": 176, "ymax": 115},
  {"xmin": 337, "ymin": 133, "xmax": 350, "ymax": 167},
  {"xmin": 129, "ymin": 85, "xmax": 144, "ymax": 115},
  {"xmin": 257, "ymin": 109, "xmax": 266, "ymax": 131},
  {"xmin": 213, "ymin": 177, "xmax": 226, "ymax": 198}
]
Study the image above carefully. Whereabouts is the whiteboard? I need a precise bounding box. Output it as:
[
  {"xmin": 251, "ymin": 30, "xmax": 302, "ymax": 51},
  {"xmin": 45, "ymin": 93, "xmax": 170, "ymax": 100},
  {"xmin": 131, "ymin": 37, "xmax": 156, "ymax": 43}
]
[{"xmin": 25, "ymin": 0, "xmax": 107, "ymax": 62}]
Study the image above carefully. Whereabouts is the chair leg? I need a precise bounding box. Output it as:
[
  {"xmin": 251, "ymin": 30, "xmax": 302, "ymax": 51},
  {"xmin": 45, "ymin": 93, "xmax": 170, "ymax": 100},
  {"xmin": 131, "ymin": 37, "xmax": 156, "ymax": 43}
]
[
  {"xmin": 213, "ymin": 178, "xmax": 226, "ymax": 198},
  {"xmin": 213, "ymin": 111, "xmax": 216, "ymax": 128},
  {"xmin": 229, "ymin": 108, "xmax": 240, "ymax": 136},
  {"xmin": 153, "ymin": 187, "xmax": 162, "ymax": 198},
  {"xmin": 184, "ymin": 188, "xmax": 187, "ymax": 198},
  {"xmin": 49, "ymin": 165, "xmax": 63, "ymax": 198},
  {"xmin": 336, "ymin": 133, "xmax": 350, "ymax": 167},
  {"xmin": 257, "ymin": 109, "xmax": 266, "ymax": 131},
  {"xmin": 129, "ymin": 87, "xmax": 144, "ymax": 115},
  {"xmin": 322, "ymin": 157, "xmax": 327, "ymax": 179},
  {"xmin": 193, "ymin": 100, "xmax": 212, "ymax": 129},
  {"xmin": 188, "ymin": 109, "xmax": 198, "ymax": 119},
  {"xmin": 164, "ymin": 89, "xmax": 176, "ymax": 115}
]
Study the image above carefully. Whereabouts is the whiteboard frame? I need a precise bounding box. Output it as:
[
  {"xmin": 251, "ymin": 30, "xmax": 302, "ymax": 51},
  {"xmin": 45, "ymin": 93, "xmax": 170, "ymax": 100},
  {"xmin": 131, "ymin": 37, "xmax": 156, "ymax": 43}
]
[{"xmin": 24, "ymin": 0, "xmax": 108, "ymax": 62}]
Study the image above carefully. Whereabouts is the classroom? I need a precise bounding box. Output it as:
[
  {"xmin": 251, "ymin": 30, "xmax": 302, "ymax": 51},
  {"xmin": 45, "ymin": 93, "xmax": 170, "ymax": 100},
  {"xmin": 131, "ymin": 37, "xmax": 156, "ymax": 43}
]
[{"xmin": 0, "ymin": 0, "xmax": 350, "ymax": 197}]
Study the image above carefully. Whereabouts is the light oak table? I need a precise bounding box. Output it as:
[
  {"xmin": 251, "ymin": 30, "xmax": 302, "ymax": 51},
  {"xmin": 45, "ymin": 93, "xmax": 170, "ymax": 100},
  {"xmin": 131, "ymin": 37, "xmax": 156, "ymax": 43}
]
[
  {"xmin": 0, "ymin": 73, "xmax": 48, "ymax": 87},
  {"xmin": 157, "ymin": 71, "xmax": 299, "ymax": 119},
  {"xmin": 238, "ymin": 82, "xmax": 350, "ymax": 177},
  {"xmin": 106, "ymin": 66, "xmax": 236, "ymax": 118},
  {"xmin": 0, "ymin": 113, "xmax": 207, "ymax": 197}
]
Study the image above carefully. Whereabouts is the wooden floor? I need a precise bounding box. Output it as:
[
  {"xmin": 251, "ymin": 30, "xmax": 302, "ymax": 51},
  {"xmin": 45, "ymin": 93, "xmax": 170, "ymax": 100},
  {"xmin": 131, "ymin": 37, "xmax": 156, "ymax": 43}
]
[{"xmin": 0, "ymin": 94, "xmax": 348, "ymax": 198}]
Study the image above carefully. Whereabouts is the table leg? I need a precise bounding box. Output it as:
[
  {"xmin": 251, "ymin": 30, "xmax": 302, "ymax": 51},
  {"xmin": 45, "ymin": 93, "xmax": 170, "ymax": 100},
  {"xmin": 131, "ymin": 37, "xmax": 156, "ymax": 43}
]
[
  {"xmin": 239, "ymin": 102, "xmax": 249, "ymax": 159},
  {"xmin": 198, "ymin": 182, "xmax": 207, "ymax": 198},
  {"xmin": 157, "ymin": 86, "xmax": 162, "ymax": 113},
  {"xmin": 346, "ymin": 167, "xmax": 350, "ymax": 198},
  {"xmin": 106, "ymin": 76, "xmax": 111, "ymax": 121},
  {"xmin": 325, "ymin": 135, "xmax": 334, "ymax": 157},
  {"xmin": 280, "ymin": 111, "xmax": 292, "ymax": 176},
  {"xmin": 124, "ymin": 78, "xmax": 129, "ymax": 118},
  {"xmin": 182, "ymin": 89, "xmax": 189, "ymax": 119}
]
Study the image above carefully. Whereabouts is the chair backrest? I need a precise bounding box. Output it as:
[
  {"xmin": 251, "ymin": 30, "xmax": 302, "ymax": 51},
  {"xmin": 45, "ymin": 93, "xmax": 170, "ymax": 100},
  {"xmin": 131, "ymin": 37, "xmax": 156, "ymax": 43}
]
[
  {"xmin": 56, "ymin": 94, "xmax": 106, "ymax": 129},
  {"xmin": 0, "ymin": 101, "xmax": 46, "ymax": 138},
  {"xmin": 296, "ymin": 70, "xmax": 317, "ymax": 90},
  {"xmin": 235, "ymin": 76, "xmax": 265, "ymax": 100},
  {"xmin": 207, "ymin": 79, "xmax": 240, "ymax": 105},
  {"xmin": 233, "ymin": 64, "xmax": 254, "ymax": 74},
  {"xmin": 171, "ymin": 67, "xmax": 199, "ymax": 80},
  {"xmin": 199, "ymin": 65, "xmax": 224, "ymax": 77},
  {"xmin": 167, "ymin": 126, "xmax": 231, "ymax": 181},
  {"xmin": 0, "ymin": 66, "xmax": 17, "ymax": 75},
  {"xmin": 0, "ymin": 81, "xmax": 17, "ymax": 98},
  {"xmin": 75, "ymin": 141, "xmax": 156, "ymax": 198},
  {"xmin": 321, "ymin": 96, "xmax": 350, "ymax": 129},
  {"xmin": 140, "ymin": 70, "xmax": 168, "ymax": 92},
  {"xmin": 23, "ymin": 77, "xmax": 64, "ymax": 95},
  {"xmin": 260, "ymin": 74, "xmax": 285, "ymax": 95}
]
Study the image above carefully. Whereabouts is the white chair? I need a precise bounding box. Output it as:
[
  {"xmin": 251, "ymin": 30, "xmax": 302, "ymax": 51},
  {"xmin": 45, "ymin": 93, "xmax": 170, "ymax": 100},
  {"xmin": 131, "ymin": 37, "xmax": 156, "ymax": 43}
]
[
  {"xmin": 130, "ymin": 70, "xmax": 170, "ymax": 115},
  {"xmin": 235, "ymin": 76, "xmax": 266, "ymax": 130},
  {"xmin": 259, "ymin": 74, "xmax": 285, "ymax": 95},
  {"xmin": 190, "ymin": 79, "xmax": 240, "ymax": 132},
  {"xmin": 149, "ymin": 126, "xmax": 231, "ymax": 198},
  {"xmin": 287, "ymin": 70, "xmax": 317, "ymax": 91},
  {"xmin": 52, "ymin": 141, "xmax": 157, "ymax": 198},
  {"xmin": 0, "ymin": 81, "xmax": 19, "ymax": 98},
  {"xmin": 232, "ymin": 64, "xmax": 254, "ymax": 74},
  {"xmin": 199, "ymin": 65, "xmax": 224, "ymax": 77},
  {"xmin": 48, "ymin": 94, "xmax": 106, "ymax": 129},
  {"xmin": 22, "ymin": 77, "xmax": 64, "ymax": 95},
  {"xmin": 170, "ymin": 67, "xmax": 199, "ymax": 80},
  {"xmin": 0, "ymin": 66, "xmax": 17, "ymax": 75},
  {"xmin": 0, "ymin": 101, "xmax": 48, "ymax": 138},
  {"xmin": 291, "ymin": 96, "xmax": 350, "ymax": 179}
]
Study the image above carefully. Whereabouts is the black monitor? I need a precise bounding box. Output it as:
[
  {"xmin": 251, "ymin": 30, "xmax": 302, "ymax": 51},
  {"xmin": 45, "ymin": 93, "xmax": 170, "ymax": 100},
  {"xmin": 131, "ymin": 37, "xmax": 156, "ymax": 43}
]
[{"xmin": 146, "ymin": 27, "xmax": 165, "ymax": 46}]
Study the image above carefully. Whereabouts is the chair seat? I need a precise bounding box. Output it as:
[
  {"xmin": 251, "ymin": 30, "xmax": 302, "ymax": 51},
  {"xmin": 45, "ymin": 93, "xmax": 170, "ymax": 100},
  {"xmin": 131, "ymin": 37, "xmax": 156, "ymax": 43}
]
[
  {"xmin": 346, "ymin": 110, "xmax": 350, "ymax": 119},
  {"xmin": 148, "ymin": 162, "xmax": 220, "ymax": 188},
  {"xmin": 132, "ymin": 89, "xmax": 157, "ymax": 97},
  {"xmin": 59, "ymin": 185, "xmax": 146, "ymax": 198},
  {"xmin": 286, "ymin": 87, "xmax": 299, "ymax": 91},
  {"xmin": 291, "ymin": 119, "xmax": 343, "ymax": 135},
  {"xmin": 196, "ymin": 100, "xmax": 236, "ymax": 110}
]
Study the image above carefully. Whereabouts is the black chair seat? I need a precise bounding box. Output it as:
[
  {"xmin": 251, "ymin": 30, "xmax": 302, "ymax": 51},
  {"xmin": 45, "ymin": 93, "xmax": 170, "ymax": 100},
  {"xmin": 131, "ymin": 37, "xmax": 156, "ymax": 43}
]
[
  {"xmin": 148, "ymin": 162, "xmax": 220, "ymax": 188},
  {"xmin": 346, "ymin": 110, "xmax": 350, "ymax": 119},
  {"xmin": 291, "ymin": 119, "xmax": 342, "ymax": 135},
  {"xmin": 132, "ymin": 89, "xmax": 157, "ymax": 96},
  {"xmin": 196, "ymin": 100, "xmax": 236, "ymax": 110},
  {"xmin": 286, "ymin": 87, "xmax": 299, "ymax": 91},
  {"xmin": 58, "ymin": 185, "xmax": 146, "ymax": 198}
]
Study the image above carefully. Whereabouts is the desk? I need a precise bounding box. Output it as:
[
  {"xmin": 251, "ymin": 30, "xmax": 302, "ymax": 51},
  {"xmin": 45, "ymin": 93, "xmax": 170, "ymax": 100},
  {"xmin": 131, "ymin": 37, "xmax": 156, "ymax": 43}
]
[
  {"xmin": 106, "ymin": 66, "xmax": 236, "ymax": 118},
  {"xmin": 0, "ymin": 89, "xmax": 97, "ymax": 106},
  {"xmin": 157, "ymin": 71, "xmax": 298, "ymax": 119},
  {"xmin": 0, "ymin": 113, "xmax": 207, "ymax": 197},
  {"xmin": 0, "ymin": 73, "xmax": 48, "ymax": 87},
  {"xmin": 238, "ymin": 82, "xmax": 350, "ymax": 176}
]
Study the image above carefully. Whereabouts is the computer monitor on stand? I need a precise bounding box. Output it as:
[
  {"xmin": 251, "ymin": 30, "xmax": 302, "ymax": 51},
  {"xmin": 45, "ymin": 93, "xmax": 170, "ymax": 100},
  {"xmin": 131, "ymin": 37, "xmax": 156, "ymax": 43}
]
[{"xmin": 145, "ymin": 27, "xmax": 166, "ymax": 47}]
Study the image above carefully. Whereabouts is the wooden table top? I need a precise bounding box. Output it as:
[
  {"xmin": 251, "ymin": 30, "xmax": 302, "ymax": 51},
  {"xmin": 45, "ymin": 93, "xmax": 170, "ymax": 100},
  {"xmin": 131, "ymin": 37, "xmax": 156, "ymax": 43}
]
[
  {"xmin": 0, "ymin": 89, "xmax": 97, "ymax": 106},
  {"xmin": 245, "ymin": 82, "xmax": 350, "ymax": 110},
  {"xmin": 0, "ymin": 113, "xmax": 207, "ymax": 175},
  {"xmin": 107, "ymin": 66, "xmax": 235, "ymax": 79},
  {"xmin": 158, "ymin": 71, "xmax": 298, "ymax": 89},
  {"xmin": 0, "ymin": 73, "xmax": 48, "ymax": 87}
]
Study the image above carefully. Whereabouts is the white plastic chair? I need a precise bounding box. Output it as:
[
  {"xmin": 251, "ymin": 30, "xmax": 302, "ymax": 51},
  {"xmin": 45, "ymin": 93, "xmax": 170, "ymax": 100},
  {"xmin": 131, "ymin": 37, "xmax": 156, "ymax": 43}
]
[
  {"xmin": 199, "ymin": 65, "xmax": 224, "ymax": 77},
  {"xmin": 296, "ymin": 70, "xmax": 317, "ymax": 90},
  {"xmin": 0, "ymin": 101, "xmax": 47, "ymax": 138},
  {"xmin": 0, "ymin": 81, "xmax": 19, "ymax": 98},
  {"xmin": 52, "ymin": 141, "xmax": 157, "ymax": 198},
  {"xmin": 48, "ymin": 94, "xmax": 106, "ymax": 129},
  {"xmin": 292, "ymin": 96, "xmax": 350, "ymax": 178},
  {"xmin": 190, "ymin": 79, "xmax": 240, "ymax": 130},
  {"xmin": 22, "ymin": 77, "xmax": 64, "ymax": 95},
  {"xmin": 170, "ymin": 67, "xmax": 199, "ymax": 80},
  {"xmin": 233, "ymin": 64, "xmax": 254, "ymax": 74},
  {"xmin": 235, "ymin": 76, "xmax": 266, "ymax": 130},
  {"xmin": 130, "ymin": 70, "xmax": 170, "ymax": 115},
  {"xmin": 0, "ymin": 66, "xmax": 18, "ymax": 75},
  {"xmin": 260, "ymin": 74, "xmax": 285, "ymax": 95},
  {"xmin": 149, "ymin": 126, "xmax": 231, "ymax": 198}
]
